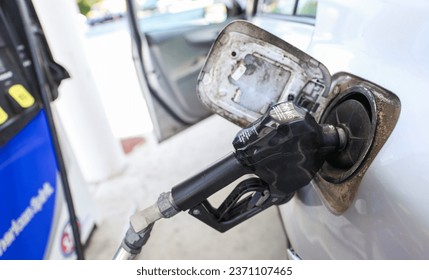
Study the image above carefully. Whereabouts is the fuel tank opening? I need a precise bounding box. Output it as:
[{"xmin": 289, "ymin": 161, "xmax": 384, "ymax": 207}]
[
  {"xmin": 311, "ymin": 73, "xmax": 400, "ymax": 214},
  {"xmin": 319, "ymin": 88, "xmax": 377, "ymax": 184}
]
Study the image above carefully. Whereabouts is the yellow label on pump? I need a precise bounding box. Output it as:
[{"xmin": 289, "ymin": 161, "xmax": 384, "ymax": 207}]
[
  {"xmin": 0, "ymin": 106, "xmax": 8, "ymax": 125},
  {"xmin": 8, "ymin": 84, "xmax": 35, "ymax": 108}
]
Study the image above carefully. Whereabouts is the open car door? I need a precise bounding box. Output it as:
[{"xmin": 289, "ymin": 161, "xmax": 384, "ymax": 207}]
[{"xmin": 126, "ymin": 0, "xmax": 246, "ymax": 141}]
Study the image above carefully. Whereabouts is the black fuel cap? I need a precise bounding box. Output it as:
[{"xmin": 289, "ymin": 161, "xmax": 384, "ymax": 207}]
[{"xmin": 320, "ymin": 88, "xmax": 376, "ymax": 183}]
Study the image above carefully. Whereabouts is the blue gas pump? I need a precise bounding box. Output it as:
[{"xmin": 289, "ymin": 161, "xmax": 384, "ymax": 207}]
[
  {"xmin": 0, "ymin": 111, "xmax": 61, "ymax": 259},
  {"xmin": 0, "ymin": 1, "xmax": 86, "ymax": 259}
]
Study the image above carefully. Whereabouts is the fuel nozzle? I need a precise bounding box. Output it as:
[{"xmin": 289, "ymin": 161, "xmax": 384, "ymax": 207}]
[
  {"xmin": 233, "ymin": 102, "xmax": 347, "ymax": 196},
  {"xmin": 184, "ymin": 102, "xmax": 349, "ymax": 233},
  {"xmin": 114, "ymin": 102, "xmax": 349, "ymax": 259}
]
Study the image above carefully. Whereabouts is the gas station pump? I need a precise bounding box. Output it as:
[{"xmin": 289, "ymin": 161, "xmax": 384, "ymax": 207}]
[{"xmin": 0, "ymin": 1, "xmax": 95, "ymax": 260}]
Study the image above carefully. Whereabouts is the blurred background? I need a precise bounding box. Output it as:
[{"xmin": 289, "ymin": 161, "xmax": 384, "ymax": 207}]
[
  {"xmin": 1, "ymin": 0, "xmax": 317, "ymax": 260},
  {"xmin": 52, "ymin": 0, "xmax": 287, "ymax": 259}
]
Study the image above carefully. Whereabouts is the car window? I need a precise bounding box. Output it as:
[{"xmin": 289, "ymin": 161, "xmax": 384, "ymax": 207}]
[
  {"xmin": 135, "ymin": 0, "xmax": 242, "ymax": 32},
  {"xmin": 261, "ymin": 0, "xmax": 317, "ymax": 18},
  {"xmin": 296, "ymin": 0, "xmax": 317, "ymax": 17}
]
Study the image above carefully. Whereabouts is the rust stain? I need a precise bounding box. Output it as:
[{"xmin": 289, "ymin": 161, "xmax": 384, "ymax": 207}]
[{"xmin": 314, "ymin": 73, "xmax": 401, "ymax": 214}]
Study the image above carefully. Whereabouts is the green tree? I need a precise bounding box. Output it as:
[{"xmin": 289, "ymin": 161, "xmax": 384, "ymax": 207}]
[{"xmin": 77, "ymin": 0, "xmax": 102, "ymax": 16}]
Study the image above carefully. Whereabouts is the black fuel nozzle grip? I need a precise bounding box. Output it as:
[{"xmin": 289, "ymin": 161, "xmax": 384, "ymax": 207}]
[
  {"xmin": 233, "ymin": 102, "xmax": 346, "ymax": 196},
  {"xmin": 172, "ymin": 102, "xmax": 346, "ymax": 232}
]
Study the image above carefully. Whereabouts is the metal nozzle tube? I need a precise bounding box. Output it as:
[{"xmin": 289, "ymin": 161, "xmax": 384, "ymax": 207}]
[
  {"xmin": 113, "ymin": 247, "xmax": 137, "ymax": 260},
  {"xmin": 321, "ymin": 124, "xmax": 348, "ymax": 152}
]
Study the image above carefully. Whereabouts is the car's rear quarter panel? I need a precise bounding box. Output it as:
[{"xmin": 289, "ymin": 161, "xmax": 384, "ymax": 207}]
[{"xmin": 278, "ymin": 0, "xmax": 429, "ymax": 259}]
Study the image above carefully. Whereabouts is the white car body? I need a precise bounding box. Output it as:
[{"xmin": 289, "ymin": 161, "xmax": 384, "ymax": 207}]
[{"xmin": 251, "ymin": 0, "xmax": 429, "ymax": 259}]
